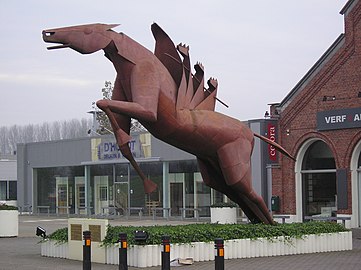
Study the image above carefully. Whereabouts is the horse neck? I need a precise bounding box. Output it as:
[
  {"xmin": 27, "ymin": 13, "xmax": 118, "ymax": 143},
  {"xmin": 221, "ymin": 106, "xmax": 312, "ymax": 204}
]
[
  {"xmin": 105, "ymin": 30, "xmax": 179, "ymax": 109},
  {"xmin": 106, "ymin": 30, "xmax": 153, "ymax": 64}
]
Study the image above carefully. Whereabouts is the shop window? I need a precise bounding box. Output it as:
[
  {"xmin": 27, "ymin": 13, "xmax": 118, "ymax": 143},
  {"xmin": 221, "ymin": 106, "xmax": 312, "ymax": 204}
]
[
  {"xmin": 302, "ymin": 140, "xmax": 335, "ymax": 170},
  {"xmin": 169, "ymin": 160, "xmax": 199, "ymax": 216},
  {"xmin": 195, "ymin": 172, "xmax": 211, "ymax": 217},
  {"xmin": 115, "ymin": 164, "xmax": 129, "ymax": 183},
  {"xmin": 0, "ymin": 181, "xmax": 17, "ymax": 201},
  {"xmin": 8, "ymin": 181, "xmax": 17, "ymax": 200},
  {"xmin": 35, "ymin": 166, "xmax": 84, "ymax": 214},
  {"xmin": 130, "ymin": 162, "xmax": 162, "ymax": 210},
  {"xmin": 301, "ymin": 141, "xmax": 336, "ymax": 218},
  {"xmin": 0, "ymin": 181, "xmax": 7, "ymax": 200},
  {"xmin": 99, "ymin": 186, "xmax": 108, "ymax": 201}
]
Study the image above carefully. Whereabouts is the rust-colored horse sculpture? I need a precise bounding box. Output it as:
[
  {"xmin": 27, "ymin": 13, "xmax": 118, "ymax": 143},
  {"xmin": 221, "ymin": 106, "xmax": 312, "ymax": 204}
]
[{"xmin": 43, "ymin": 23, "xmax": 294, "ymax": 224}]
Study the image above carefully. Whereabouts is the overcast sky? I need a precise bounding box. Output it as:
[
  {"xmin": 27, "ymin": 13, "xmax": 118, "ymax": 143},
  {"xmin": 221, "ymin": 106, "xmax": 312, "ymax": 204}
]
[{"xmin": 0, "ymin": 1, "xmax": 347, "ymax": 127}]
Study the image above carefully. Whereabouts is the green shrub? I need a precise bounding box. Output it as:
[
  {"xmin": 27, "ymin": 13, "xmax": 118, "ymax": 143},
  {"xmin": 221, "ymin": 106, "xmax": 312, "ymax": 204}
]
[
  {"xmin": 0, "ymin": 203, "xmax": 18, "ymax": 210},
  {"xmin": 48, "ymin": 227, "xmax": 68, "ymax": 244},
  {"xmin": 46, "ymin": 222, "xmax": 348, "ymax": 246},
  {"xmin": 102, "ymin": 222, "xmax": 348, "ymax": 246},
  {"xmin": 210, "ymin": 201, "xmax": 238, "ymax": 208}
]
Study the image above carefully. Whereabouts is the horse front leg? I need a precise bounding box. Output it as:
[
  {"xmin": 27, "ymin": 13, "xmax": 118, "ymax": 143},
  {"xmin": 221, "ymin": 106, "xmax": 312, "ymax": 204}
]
[
  {"xmin": 97, "ymin": 99, "xmax": 157, "ymax": 123},
  {"xmin": 97, "ymin": 101, "xmax": 157, "ymax": 194}
]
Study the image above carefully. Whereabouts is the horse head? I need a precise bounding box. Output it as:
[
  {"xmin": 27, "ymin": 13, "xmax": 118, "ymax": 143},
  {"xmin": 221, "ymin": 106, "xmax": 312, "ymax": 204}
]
[{"xmin": 42, "ymin": 23, "xmax": 119, "ymax": 54}]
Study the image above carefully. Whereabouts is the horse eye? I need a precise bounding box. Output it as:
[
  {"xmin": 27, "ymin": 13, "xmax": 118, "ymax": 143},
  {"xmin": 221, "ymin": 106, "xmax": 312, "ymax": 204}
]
[{"xmin": 84, "ymin": 28, "xmax": 93, "ymax": 35}]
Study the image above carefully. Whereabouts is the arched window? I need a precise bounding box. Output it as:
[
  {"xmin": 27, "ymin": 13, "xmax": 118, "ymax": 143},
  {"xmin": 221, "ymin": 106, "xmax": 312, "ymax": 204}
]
[{"xmin": 301, "ymin": 141, "xmax": 336, "ymax": 218}]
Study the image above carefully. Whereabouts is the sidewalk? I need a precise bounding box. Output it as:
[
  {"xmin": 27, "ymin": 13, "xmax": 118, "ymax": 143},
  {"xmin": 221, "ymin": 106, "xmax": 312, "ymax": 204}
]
[{"xmin": 0, "ymin": 215, "xmax": 360, "ymax": 269}]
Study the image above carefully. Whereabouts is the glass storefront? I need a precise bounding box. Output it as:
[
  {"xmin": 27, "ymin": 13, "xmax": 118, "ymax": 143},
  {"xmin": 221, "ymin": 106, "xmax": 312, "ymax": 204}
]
[
  {"xmin": 301, "ymin": 141, "xmax": 336, "ymax": 218},
  {"xmin": 33, "ymin": 159, "xmax": 221, "ymax": 216}
]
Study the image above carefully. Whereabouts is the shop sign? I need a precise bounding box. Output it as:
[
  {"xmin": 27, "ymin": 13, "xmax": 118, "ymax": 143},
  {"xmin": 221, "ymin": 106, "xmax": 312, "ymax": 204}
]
[
  {"xmin": 267, "ymin": 123, "xmax": 277, "ymax": 162},
  {"xmin": 317, "ymin": 107, "xmax": 361, "ymax": 131},
  {"xmin": 97, "ymin": 139, "xmax": 137, "ymax": 160},
  {"xmin": 91, "ymin": 133, "xmax": 151, "ymax": 161}
]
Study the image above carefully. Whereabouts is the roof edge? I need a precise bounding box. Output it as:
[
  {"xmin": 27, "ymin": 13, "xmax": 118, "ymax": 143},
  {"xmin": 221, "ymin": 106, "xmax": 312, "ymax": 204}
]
[
  {"xmin": 340, "ymin": 0, "xmax": 357, "ymax": 15},
  {"xmin": 277, "ymin": 33, "xmax": 345, "ymax": 110}
]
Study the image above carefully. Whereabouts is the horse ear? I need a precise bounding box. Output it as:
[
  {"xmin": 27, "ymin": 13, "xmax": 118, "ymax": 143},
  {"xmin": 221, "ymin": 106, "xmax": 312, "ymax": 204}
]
[{"xmin": 107, "ymin": 24, "xmax": 120, "ymax": 30}]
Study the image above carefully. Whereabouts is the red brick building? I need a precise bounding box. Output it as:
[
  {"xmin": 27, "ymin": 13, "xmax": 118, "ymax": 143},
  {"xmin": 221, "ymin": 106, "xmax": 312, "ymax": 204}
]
[{"xmin": 269, "ymin": 0, "xmax": 361, "ymax": 227}]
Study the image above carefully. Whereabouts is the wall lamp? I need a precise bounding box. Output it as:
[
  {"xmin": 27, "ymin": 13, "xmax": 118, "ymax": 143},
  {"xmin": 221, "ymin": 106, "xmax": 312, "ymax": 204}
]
[
  {"xmin": 322, "ymin": 95, "xmax": 336, "ymax": 101},
  {"xmin": 36, "ymin": 226, "xmax": 47, "ymax": 239}
]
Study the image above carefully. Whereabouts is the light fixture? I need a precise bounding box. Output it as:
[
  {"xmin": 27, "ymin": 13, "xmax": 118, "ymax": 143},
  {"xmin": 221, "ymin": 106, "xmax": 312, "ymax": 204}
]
[
  {"xmin": 36, "ymin": 226, "xmax": 47, "ymax": 239},
  {"xmin": 134, "ymin": 230, "xmax": 148, "ymax": 243},
  {"xmin": 264, "ymin": 111, "xmax": 270, "ymax": 118},
  {"xmin": 322, "ymin": 95, "xmax": 336, "ymax": 101},
  {"xmin": 358, "ymin": 92, "xmax": 361, "ymax": 98}
]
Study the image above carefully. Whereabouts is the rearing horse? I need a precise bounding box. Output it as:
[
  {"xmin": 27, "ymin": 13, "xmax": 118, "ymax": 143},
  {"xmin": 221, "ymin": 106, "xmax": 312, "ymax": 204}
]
[{"xmin": 43, "ymin": 23, "xmax": 294, "ymax": 224}]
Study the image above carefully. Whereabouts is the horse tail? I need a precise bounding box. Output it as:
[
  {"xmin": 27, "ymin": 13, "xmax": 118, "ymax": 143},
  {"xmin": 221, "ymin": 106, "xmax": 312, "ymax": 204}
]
[{"xmin": 254, "ymin": 133, "xmax": 296, "ymax": 161}]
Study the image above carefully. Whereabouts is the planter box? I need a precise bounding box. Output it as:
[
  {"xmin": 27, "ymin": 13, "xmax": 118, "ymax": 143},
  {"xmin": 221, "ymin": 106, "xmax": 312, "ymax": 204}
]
[
  {"xmin": 41, "ymin": 240, "xmax": 68, "ymax": 259},
  {"xmin": 0, "ymin": 210, "xmax": 18, "ymax": 237},
  {"xmin": 68, "ymin": 218, "xmax": 108, "ymax": 263},
  {"xmin": 210, "ymin": 207, "xmax": 237, "ymax": 224},
  {"xmin": 41, "ymin": 231, "xmax": 352, "ymax": 268}
]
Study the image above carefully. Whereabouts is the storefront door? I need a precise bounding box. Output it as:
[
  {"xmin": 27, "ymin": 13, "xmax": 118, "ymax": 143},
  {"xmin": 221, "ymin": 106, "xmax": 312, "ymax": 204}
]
[
  {"xmin": 56, "ymin": 177, "xmax": 69, "ymax": 215},
  {"xmin": 75, "ymin": 177, "xmax": 85, "ymax": 214},
  {"xmin": 114, "ymin": 183, "xmax": 128, "ymax": 215},
  {"xmin": 94, "ymin": 176, "xmax": 110, "ymax": 214},
  {"xmin": 301, "ymin": 140, "xmax": 336, "ymax": 219},
  {"xmin": 195, "ymin": 173, "xmax": 211, "ymax": 217},
  {"xmin": 170, "ymin": 182, "xmax": 183, "ymax": 216}
]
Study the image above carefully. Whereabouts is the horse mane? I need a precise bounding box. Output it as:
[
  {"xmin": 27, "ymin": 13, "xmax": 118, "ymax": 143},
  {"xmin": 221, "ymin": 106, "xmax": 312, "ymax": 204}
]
[{"xmin": 151, "ymin": 23, "xmax": 218, "ymax": 111}]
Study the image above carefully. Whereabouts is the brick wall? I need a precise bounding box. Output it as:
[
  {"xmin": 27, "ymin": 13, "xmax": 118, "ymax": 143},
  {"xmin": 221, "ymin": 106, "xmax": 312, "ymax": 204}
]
[{"xmin": 271, "ymin": 0, "xmax": 361, "ymax": 215}]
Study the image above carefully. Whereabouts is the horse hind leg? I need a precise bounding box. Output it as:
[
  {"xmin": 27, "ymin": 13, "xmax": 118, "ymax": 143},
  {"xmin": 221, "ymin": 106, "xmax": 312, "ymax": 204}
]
[
  {"xmin": 231, "ymin": 169, "xmax": 274, "ymax": 224},
  {"xmin": 197, "ymin": 158, "xmax": 260, "ymax": 223},
  {"xmin": 233, "ymin": 175, "xmax": 275, "ymax": 224},
  {"xmin": 218, "ymin": 139, "xmax": 274, "ymax": 224}
]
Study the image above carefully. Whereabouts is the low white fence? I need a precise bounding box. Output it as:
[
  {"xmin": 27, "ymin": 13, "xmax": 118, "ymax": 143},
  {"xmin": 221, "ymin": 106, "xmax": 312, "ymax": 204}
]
[{"xmin": 41, "ymin": 231, "xmax": 352, "ymax": 268}]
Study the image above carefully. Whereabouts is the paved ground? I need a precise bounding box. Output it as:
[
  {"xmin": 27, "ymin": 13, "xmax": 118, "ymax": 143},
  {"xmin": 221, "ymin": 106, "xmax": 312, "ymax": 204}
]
[{"xmin": 1, "ymin": 215, "xmax": 361, "ymax": 269}]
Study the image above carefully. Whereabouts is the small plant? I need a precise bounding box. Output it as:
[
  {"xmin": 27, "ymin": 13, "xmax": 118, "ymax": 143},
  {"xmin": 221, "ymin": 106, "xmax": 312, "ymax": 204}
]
[
  {"xmin": 48, "ymin": 227, "xmax": 68, "ymax": 244},
  {"xmin": 0, "ymin": 203, "xmax": 18, "ymax": 210},
  {"xmin": 210, "ymin": 201, "xmax": 238, "ymax": 208}
]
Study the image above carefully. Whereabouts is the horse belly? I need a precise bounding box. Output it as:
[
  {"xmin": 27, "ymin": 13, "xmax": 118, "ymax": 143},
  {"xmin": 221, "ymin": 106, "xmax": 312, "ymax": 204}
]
[{"xmin": 164, "ymin": 110, "xmax": 251, "ymax": 157}]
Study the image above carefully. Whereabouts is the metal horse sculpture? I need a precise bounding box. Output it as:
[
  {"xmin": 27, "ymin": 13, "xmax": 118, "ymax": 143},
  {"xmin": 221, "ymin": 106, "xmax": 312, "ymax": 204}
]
[{"xmin": 43, "ymin": 23, "xmax": 294, "ymax": 224}]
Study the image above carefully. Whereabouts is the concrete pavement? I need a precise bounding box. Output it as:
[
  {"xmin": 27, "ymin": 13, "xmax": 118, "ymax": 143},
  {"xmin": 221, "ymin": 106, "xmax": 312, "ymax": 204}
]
[{"xmin": 0, "ymin": 215, "xmax": 361, "ymax": 269}]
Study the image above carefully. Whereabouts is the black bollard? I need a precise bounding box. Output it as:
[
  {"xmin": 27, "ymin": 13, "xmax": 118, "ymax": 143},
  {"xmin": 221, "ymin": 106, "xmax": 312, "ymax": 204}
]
[
  {"xmin": 161, "ymin": 235, "xmax": 170, "ymax": 270},
  {"xmin": 119, "ymin": 232, "xmax": 128, "ymax": 270},
  {"xmin": 214, "ymin": 238, "xmax": 224, "ymax": 270},
  {"xmin": 83, "ymin": 230, "xmax": 91, "ymax": 270}
]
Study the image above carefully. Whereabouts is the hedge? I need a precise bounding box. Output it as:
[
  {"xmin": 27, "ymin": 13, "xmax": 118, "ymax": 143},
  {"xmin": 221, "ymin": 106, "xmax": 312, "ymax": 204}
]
[{"xmin": 47, "ymin": 222, "xmax": 348, "ymax": 246}]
